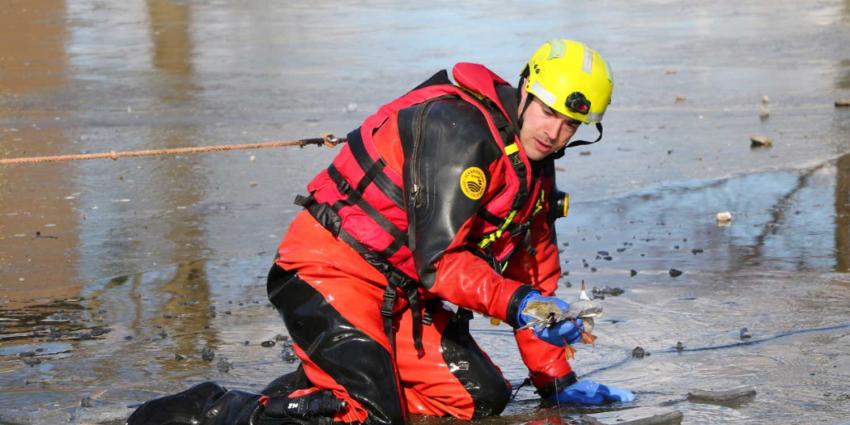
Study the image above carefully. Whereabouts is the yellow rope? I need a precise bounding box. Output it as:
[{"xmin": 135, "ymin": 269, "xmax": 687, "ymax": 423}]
[{"xmin": 0, "ymin": 134, "xmax": 345, "ymax": 165}]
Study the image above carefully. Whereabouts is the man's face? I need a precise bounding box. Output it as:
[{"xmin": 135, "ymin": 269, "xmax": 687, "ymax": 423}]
[{"xmin": 517, "ymin": 89, "xmax": 582, "ymax": 161}]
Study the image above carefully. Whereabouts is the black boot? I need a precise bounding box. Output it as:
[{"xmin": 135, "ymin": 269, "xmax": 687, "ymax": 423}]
[{"xmin": 127, "ymin": 373, "xmax": 345, "ymax": 425}]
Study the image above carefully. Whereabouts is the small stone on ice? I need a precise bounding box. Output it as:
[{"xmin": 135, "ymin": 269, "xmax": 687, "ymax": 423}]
[
  {"xmin": 750, "ymin": 135, "xmax": 772, "ymax": 148},
  {"xmin": 716, "ymin": 211, "xmax": 733, "ymax": 225},
  {"xmin": 201, "ymin": 347, "xmax": 215, "ymax": 362}
]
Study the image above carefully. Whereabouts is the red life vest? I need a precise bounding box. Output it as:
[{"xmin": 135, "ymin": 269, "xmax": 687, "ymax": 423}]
[{"xmin": 299, "ymin": 63, "xmax": 545, "ymax": 286}]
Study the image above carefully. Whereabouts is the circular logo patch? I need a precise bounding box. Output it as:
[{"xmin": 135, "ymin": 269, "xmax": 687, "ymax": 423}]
[{"xmin": 460, "ymin": 167, "xmax": 486, "ymax": 200}]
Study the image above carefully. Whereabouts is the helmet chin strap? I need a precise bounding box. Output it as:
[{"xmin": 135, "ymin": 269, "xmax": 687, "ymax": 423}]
[
  {"xmin": 565, "ymin": 122, "xmax": 603, "ymax": 149},
  {"xmin": 551, "ymin": 123, "xmax": 603, "ymax": 159}
]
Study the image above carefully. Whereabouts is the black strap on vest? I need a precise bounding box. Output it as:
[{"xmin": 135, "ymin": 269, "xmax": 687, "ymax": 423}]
[
  {"xmin": 325, "ymin": 163, "xmax": 408, "ymax": 257},
  {"xmin": 347, "ymin": 129, "xmax": 405, "ymax": 209}
]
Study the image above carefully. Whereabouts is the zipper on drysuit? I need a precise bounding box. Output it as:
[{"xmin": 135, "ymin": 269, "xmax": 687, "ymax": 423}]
[
  {"xmin": 407, "ymin": 100, "xmax": 438, "ymax": 252},
  {"xmin": 409, "ymin": 100, "xmax": 436, "ymax": 209}
]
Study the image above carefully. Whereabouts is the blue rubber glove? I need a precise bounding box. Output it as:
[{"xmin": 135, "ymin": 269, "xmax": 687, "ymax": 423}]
[
  {"xmin": 552, "ymin": 380, "xmax": 635, "ymax": 405},
  {"xmin": 517, "ymin": 291, "xmax": 583, "ymax": 346}
]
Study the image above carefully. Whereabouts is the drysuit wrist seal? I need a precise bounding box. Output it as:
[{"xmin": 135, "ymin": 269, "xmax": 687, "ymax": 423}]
[{"xmin": 535, "ymin": 372, "xmax": 578, "ymax": 399}]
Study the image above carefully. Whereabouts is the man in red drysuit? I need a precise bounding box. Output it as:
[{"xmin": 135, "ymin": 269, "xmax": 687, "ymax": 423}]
[{"xmin": 126, "ymin": 38, "xmax": 634, "ymax": 425}]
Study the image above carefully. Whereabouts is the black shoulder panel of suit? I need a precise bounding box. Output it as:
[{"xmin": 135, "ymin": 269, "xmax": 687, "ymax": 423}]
[
  {"xmin": 411, "ymin": 69, "xmax": 452, "ymax": 91},
  {"xmin": 398, "ymin": 97, "xmax": 504, "ymax": 289},
  {"xmin": 495, "ymin": 84, "xmax": 519, "ymax": 125}
]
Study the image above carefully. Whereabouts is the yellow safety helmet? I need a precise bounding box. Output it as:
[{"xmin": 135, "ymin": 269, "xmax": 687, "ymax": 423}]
[{"xmin": 522, "ymin": 39, "xmax": 613, "ymax": 124}]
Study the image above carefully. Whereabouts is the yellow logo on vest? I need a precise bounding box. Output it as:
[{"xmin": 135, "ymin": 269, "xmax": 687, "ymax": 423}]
[{"xmin": 460, "ymin": 167, "xmax": 486, "ymax": 200}]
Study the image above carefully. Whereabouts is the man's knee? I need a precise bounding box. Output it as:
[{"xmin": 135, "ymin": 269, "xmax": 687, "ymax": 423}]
[
  {"xmin": 127, "ymin": 381, "xmax": 228, "ymax": 425},
  {"xmin": 469, "ymin": 374, "xmax": 511, "ymax": 418}
]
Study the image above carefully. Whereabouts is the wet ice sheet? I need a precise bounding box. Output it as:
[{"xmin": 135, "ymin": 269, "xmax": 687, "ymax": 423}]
[{"xmin": 6, "ymin": 160, "xmax": 849, "ymax": 424}]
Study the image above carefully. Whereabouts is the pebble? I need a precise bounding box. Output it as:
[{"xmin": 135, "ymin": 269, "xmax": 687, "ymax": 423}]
[
  {"xmin": 593, "ymin": 286, "xmax": 624, "ymax": 297},
  {"xmin": 274, "ymin": 334, "xmax": 290, "ymax": 342},
  {"xmin": 217, "ymin": 358, "xmax": 233, "ymax": 374},
  {"xmin": 175, "ymin": 353, "xmax": 186, "ymax": 361},
  {"xmin": 281, "ymin": 346, "xmax": 298, "ymax": 363},
  {"xmin": 630, "ymin": 269, "xmax": 638, "ymax": 277},
  {"xmin": 201, "ymin": 347, "xmax": 215, "ymax": 362},
  {"xmin": 716, "ymin": 211, "xmax": 733, "ymax": 225},
  {"xmin": 750, "ymin": 135, "xmax": 772, "ymax": 148},
  {"xmin": 836, "ymin": 98, "xmax": 850, "ymax": 107},
  {"xmin": 691, "ymin": 248, "xmax": 704, "ymax": 255},
  {"xmin": 740, "ymin": 327, "xmax": 752, "ymax": 340},
  {"xmin": 22, "ymin": 357, "xmax": 41, "ymax": 367},
  {"xmin": 261, "ymin": 340, "xmax": 276, "ymax": 348},
  {"xmin": 80, "ymin": 396, "xmax": 93, "ymax": 408},
  {"xmin": 669, "ymin": 269, "xmax": 683, "ymax": 278},
  {"xmin": 90, "ymin": 327, "xmax": 108, "ymax": 337},
  {"xmin": 632, "ymin": 346, "xmax": 646, "ymax": 359},
  {"xmin": 676, "ymin": 341, "xmax": 685, "ymax": 352}
]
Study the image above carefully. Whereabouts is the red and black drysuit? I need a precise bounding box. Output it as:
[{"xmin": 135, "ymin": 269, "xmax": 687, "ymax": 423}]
[
  {"xmin": 126, "ymin": 63, "xmax": 576, "ymax": 425},
  {"xmin": 266, "ymin": 63, "xmax": 576, "ymax": 424}
]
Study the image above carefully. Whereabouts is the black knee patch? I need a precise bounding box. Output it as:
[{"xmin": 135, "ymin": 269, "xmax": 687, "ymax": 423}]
[
  {"xmin": 269, "ymin": 274, "xmax": 404, "ymax": 425},
  {"xmin": 262, "ymin": 365, "xmax": 311, "ymax": 397},
  {"xmin": 441, "ymin": 313, "xmax": 511, "ymax": 418},
  {"xmin": 127, "ymin": 381, "xmax": 227, "ymax": 425}
]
